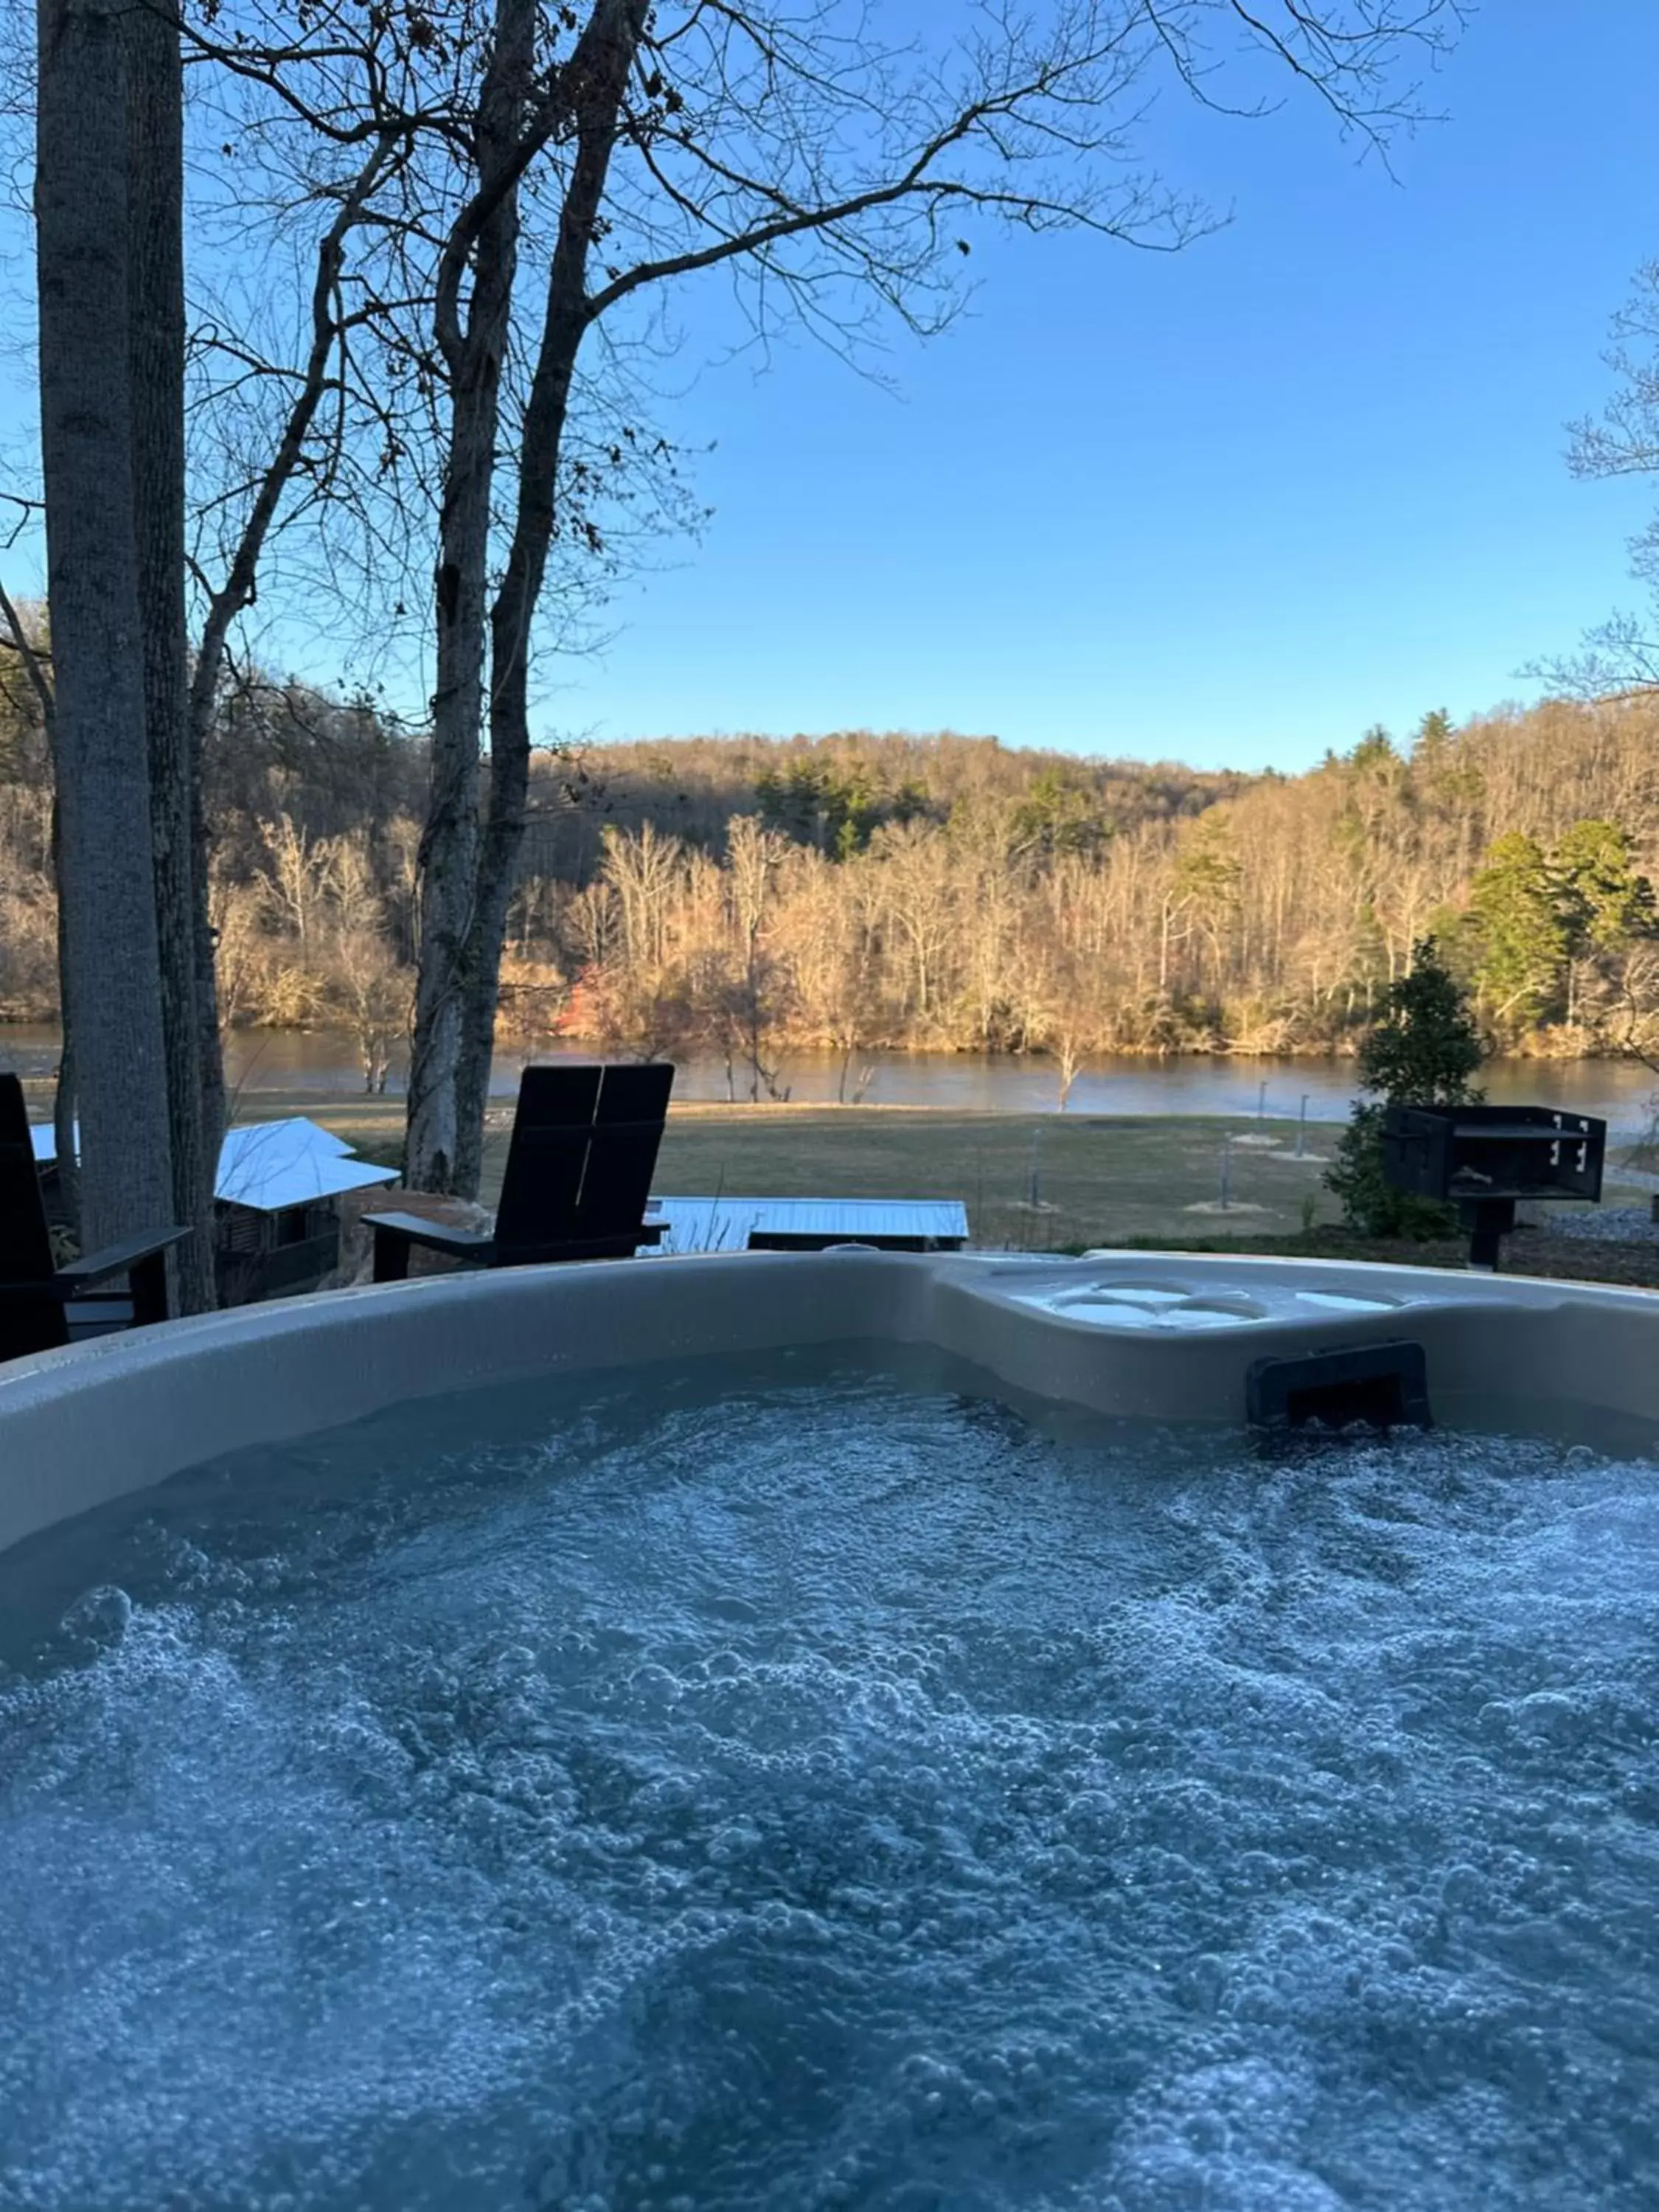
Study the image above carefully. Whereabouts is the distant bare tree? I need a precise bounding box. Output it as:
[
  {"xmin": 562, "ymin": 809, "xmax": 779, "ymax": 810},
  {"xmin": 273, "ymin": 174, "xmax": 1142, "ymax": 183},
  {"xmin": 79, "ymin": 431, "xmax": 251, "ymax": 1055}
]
[
  {"xmin": 723, "ymin": 815, "xmax": 793, "ymax": 1099},
  {"xmin": 0, "ymin": 588, "xmax": 76, "ymax": 1223},
  {"xmin": 321, "ymin": 831, "xmax": 411, "ymax": 1090},
  {"xmin": 260, "ymin": 814, "xmax": 330, "ymax": 955},
  {"xmin": 1534, "ymin": 263, "xmax": 1659, "ymax": 698},
  {"xmin": 207, "ymin": 867, "xmax": 268, "ymax": 1037}
]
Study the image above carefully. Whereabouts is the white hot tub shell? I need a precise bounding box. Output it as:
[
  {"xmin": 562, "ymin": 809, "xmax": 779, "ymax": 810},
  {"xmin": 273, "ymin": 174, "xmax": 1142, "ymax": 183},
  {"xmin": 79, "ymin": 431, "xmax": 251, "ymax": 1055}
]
[{"xmin": 1, "ymin": 1249, "xmax": 1658, "ymax": 1556}]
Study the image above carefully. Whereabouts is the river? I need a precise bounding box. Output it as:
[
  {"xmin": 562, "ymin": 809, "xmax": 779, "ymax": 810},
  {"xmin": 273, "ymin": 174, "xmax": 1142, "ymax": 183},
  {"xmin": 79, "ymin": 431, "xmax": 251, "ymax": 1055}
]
[{"xmin": 4, "ymin": 1024, "xmax": 1656, "ymax": 1130}]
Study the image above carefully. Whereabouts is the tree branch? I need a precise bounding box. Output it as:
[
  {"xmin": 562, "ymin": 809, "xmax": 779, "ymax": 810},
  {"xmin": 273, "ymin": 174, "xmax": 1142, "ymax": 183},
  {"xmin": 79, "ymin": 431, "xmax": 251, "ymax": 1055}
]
[
  {"xmin": 0, "ymin": 583, "xmax": 54, "ymax": 732},
  {"xmin": 189, "ymin": 130, "xmax": 403, "ymax": 737}
]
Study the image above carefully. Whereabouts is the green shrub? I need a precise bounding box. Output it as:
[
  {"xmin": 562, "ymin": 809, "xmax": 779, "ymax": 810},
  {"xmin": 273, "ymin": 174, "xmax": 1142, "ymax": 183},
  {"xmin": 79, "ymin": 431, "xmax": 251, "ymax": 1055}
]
[{"xmin": 1325, "ymin": 941, "xmax": 1486, "ymax": 1238}]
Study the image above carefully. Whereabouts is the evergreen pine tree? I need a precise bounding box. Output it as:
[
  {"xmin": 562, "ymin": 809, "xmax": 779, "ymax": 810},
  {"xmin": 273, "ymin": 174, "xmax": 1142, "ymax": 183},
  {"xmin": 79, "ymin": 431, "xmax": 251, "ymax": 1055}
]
[
  {"xmin": 1552, "ymin": 819, "xmax": 1657, "ymax": 953},
  {"xmin": 1326, "ymin": 939, "xmax": 1486, "ymax": 1237},
  {"xmin": 1468, "ymin": 832, "xmax": 1569, "ymax": 1030}
]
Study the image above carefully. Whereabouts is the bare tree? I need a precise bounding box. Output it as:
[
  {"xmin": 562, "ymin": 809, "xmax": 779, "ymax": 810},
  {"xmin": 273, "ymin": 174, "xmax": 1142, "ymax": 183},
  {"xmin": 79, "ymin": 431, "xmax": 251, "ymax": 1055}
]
[
  {"xmin": 399, "ymin": 0, "xmax": 539, "ymax": 1186},
  {"xmin": 1036, "ymin": 947, "xmax": 1110, "ymax": 1108},
  {"xmin": 779, "ymin": 851, "xmax": 886, "ymax": 1100},
  {"xmin": 389, "ymin": 0, "xmax": 1464, "ymax": 1194},
  {"xmin": 321, "ymin": 830, "xmax": 412, "ymax": 1089},
  {"xmin": 127, "ymin": 0, "xmax": 219, "ymax": 1309},
  {"xmin": 1533, "ymin": 264, "xmax": 1659, "ymax": 698},
  {"xmin": 182, "ymin": 126, "xmax": 417, "ymax": 1248},
  {"xmin": 723, "ymin": 814, "xmax": 792, "ymax": 1099},
  {"xmin": 35, "ymin": 0, "xmax": 175, "ymax": 1249},
  {"xmin": 260, "ymin": 814, "xmax": 331, "ymax": 953},
  {"xmin": 26, "ymin": 0, "xmax": 425, "ymax": 1289},
  {"xmin": 159, "ymin": 0, "xmax": 672, "ymax": 1193},
  {"xmin": 207, "ymin": 865, "xmax": 268, "ymax": 1037}
]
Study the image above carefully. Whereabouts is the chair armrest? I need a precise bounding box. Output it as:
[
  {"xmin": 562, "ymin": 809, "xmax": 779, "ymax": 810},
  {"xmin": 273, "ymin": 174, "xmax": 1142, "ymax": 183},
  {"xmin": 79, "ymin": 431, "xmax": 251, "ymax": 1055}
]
[
  {"xmin": 504, "ymin": 1234, "xmax": 661, "ymax": 1265},
  {"xmin": 366, "ymin": 1211, "xmax": 494, "ymax": 1282},
  {"xmin": 365, "ymin": 1211, "xmax": 493, "ymax": 1257},
  {"xmin": 55, "ymin": 1225, "xmax": 191, "ymax": 1290}
]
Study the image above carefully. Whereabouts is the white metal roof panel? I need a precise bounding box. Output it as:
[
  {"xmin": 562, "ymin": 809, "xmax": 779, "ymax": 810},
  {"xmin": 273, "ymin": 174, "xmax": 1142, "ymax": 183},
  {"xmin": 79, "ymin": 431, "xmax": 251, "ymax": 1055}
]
[
  {"xmin": 646, "ymin": 1195, "xmax": 968, "ymax": 1253},
  {"xmin": 215, "ymin": 1120, "xmax": 396, "ymax": 1210},
  {"xmin": 29, "ymin": 1114, "xmax": 392, "ymax": 1211},
  {"xmin": 217, "ymin": 1117, "xmax": 355, "ymax": 1170}
]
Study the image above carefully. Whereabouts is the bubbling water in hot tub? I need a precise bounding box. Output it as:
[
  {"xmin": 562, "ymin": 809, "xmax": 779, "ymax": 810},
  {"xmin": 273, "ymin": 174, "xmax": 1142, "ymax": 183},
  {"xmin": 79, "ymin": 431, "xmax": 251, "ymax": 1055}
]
[{"xmin": 0, "ymin": 1343, "xmax": 1656, "ymax": 2211}]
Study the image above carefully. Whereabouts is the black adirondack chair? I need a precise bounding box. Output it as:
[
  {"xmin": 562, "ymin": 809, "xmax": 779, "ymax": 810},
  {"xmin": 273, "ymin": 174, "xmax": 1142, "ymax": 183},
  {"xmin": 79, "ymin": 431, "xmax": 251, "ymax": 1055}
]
[
  {"xmin": 366, "ymin": 1062, "xmax": 674, "ymax": 1282},
  {"xmin": 0, "ymin": 1073, "xmax": 190, "ymax": 1365}
]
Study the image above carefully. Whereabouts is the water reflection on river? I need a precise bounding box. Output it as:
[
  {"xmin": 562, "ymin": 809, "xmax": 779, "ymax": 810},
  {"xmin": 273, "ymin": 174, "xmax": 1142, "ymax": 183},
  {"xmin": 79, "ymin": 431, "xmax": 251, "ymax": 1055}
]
[{"xmin": 4, "ymin": 1023, "xmax": 1656, "ymax": 1129}]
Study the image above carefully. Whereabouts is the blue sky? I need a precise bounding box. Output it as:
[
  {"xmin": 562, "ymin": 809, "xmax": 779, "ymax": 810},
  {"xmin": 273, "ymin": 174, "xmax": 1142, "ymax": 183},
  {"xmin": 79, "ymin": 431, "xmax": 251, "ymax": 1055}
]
[
  {"xmin": 544, "ymin": 1, "xmax": 1659, "ymax": 772},
  {"xmin": 5, "ymin": 4, "xmax": 1658, "ymax": 776}
]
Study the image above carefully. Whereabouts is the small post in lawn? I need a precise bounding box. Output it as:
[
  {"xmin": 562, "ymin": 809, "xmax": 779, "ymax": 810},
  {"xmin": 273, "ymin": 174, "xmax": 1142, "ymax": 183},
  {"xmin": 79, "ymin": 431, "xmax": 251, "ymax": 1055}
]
[
  {"xmin": 1256, "ymin": 1079, "xmax": 1267, "ymax": 1123},
  {"xmin": 1296, "ymin": 1095, "xmax": 1309, "ymax": 1159}
]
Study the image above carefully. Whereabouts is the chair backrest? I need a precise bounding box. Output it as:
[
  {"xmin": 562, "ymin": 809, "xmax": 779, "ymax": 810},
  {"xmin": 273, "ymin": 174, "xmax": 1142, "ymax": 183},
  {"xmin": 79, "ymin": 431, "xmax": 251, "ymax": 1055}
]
[
  {"xmin": 573, "ymin": 1062, "xmax": 675, "ymax": 1245},
  {"xmin": 0, "ymin": 1072, "xmax": 68, "ymax": 1359},
  {"xmin": 493, "ymin": 1064, "xmax": 604, "ymax": 1256},
  {"xmin": 493, "ymin": 1061, "xmax": 673, "ymax": 1261}
]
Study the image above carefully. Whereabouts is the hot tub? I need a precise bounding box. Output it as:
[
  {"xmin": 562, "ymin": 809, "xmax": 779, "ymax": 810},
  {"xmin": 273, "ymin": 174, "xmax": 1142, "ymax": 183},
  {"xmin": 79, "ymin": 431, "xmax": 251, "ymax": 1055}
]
[
  {"xmin": 1, "ymin": 1253, "xmax": 1657, "ymax": 2210},
  {"xmin": 7, "ymin": 1250, "xmax": 1659, "ymax": 1545}
]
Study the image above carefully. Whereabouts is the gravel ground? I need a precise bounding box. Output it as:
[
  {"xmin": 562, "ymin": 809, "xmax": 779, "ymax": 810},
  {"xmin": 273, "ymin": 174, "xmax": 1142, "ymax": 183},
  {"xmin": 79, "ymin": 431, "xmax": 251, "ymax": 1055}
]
[
  {"xmin": 1150, "ymin": 1222, "xmax": 1659, "ymax": 1290},
  {"xmin": 1538, "ymin": 1205, "xmax": 1658, "ymax": 1246}
]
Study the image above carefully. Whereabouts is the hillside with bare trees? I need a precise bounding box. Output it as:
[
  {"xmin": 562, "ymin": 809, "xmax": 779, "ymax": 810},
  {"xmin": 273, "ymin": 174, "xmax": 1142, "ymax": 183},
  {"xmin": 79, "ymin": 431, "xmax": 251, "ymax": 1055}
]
[{"xmin": 7, "ymin": 647, "xmax": 1659, "ymax": 1093}]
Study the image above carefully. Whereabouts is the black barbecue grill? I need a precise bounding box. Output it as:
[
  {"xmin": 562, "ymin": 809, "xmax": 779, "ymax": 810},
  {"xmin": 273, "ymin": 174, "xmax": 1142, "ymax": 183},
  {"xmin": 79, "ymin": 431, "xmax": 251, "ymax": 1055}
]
[{"xmin": 1381, "ymin": 1104, "xmax": 1606, "ymax": 1269}]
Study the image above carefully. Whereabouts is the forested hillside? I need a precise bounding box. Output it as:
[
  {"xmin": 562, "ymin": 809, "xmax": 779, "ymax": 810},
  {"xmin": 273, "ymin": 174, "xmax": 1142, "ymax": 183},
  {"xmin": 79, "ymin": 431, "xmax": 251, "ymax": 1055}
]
[{"xmin": 6, "ymin": 638, "xmax": 1659, "ymax": 1091}]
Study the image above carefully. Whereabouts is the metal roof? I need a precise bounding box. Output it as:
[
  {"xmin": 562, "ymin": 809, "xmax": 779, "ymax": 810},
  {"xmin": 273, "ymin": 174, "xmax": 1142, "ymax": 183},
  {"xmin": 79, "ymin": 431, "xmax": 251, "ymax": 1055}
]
[
  {"xmin": 30, "ymin": 1114, "xmax": 395, "ymax": 1212},
  {"xmin": 645, "ymin": 1195, "xmax": 969, "ymax": 1254},
  {"xmin": 216, "ymin": 1120, "xmax": 397, "ymax": 1211},
  {"xmin": 227, "ymin": 1116, "xmax": 355, "ymax": 1161}
]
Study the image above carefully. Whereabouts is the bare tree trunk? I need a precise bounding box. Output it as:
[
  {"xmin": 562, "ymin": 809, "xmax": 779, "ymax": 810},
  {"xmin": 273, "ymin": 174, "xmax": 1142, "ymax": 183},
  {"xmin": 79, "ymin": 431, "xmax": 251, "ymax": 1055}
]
[
  {"xmin": 451, "ymin": 0, "xmax": 647, "ymax": 1197},
  {"xmin": 37, "ymin": 0, "xmax": 175, "ymax": 1248},
  {"xmin": 191, "ymin": 723, "xmax": 226, "ymax": 1241},
  {"xmin": 49, "ymin": 797, "xmax": 79, "ymax": 1241},
  {"xmin": 406, "ymin": 0, "xmax": 535, "ymax": 1194},
  {"xmin": 127, "ymin": 0, "xmax": 216, "ymax": 1310},
  {"xmin": 451, "ymin": 728, "xmax": 525, "ymax": 1193}
]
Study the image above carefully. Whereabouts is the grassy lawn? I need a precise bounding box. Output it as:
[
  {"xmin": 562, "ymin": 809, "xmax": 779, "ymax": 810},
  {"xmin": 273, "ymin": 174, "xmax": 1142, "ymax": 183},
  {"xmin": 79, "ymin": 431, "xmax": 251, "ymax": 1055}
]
[
  {"xmin": 251, "ymin": 1094, "xmax": 1344, "ymax": 1248},
  {"xmin": 648, "ymin": 1106, "xmax": 1339, "ymax": 1252}
]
